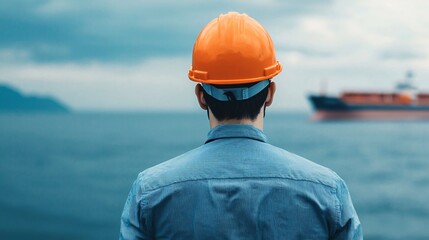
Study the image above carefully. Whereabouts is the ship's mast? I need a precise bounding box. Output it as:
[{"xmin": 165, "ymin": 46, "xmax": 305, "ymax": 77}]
[
  {"xmin": 396, "ymin": 70, "xmax": 416, "ymax": 91},
  {"xmin": 320, "ymin": 79, "xmax": 328, "ymax": 96}
]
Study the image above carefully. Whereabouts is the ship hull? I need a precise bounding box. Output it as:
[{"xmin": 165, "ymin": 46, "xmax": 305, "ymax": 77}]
[
  {"xmin": 309, "ymin": 95, "xmax": 429, "ymax": 120},
  {"xmin": 312, "ymin": 110, "xmax": 429, "ymax": 121}
]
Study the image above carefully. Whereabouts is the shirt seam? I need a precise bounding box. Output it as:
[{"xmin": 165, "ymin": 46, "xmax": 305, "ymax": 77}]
[
  {"xmin": 205, "ymin": 136, "xmax": 266, "ymax": 144},
  {"xmin": 141, "ymin": 176, "xmax": 336, "ymax": 192},
  {"xmin": 334, "ymin": 180, "xmax": 342, "ymax": 233}
]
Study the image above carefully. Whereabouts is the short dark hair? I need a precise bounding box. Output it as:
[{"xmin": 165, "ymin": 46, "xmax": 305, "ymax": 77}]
[{"xmin": 202, "ymin": 82, "xmax": 270, "ymax": 121}]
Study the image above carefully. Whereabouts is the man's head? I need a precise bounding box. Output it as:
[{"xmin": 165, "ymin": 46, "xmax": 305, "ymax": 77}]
[{"xmin": 188, "ymin": 12, "xmax": 282, "ymax": 125}]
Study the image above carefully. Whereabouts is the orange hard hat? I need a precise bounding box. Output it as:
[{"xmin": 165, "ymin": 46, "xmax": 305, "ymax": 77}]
[{"xmin": 188, "ymin": 12, "xmax": 282, "ymax": 85}]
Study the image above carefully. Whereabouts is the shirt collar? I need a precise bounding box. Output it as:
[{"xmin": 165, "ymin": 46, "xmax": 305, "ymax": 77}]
[{"xmin": 205, "ymin": 124, "xmax": 268, "ymax": 144}]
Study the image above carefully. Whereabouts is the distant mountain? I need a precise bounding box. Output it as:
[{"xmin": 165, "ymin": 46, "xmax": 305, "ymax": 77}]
[{"xmin": 0, "ymin": 85, "xmax": 69, "ymax": 112}]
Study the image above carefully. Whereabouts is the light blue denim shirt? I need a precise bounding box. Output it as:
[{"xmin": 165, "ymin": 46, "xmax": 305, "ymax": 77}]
[{"xmin": 120, "ymin": 124, "xmax": 362, "ymax": 240}]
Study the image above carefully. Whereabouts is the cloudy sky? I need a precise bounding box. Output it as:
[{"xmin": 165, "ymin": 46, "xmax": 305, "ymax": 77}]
[{"xmin": 1, "ymin": 0, "xmax": 428, "ymax": 111}]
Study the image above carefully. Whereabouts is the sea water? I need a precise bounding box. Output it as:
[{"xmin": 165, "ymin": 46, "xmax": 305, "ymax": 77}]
[{"xmin": 0, "ymin": 112, "xmax": 428, "ymax": 240}]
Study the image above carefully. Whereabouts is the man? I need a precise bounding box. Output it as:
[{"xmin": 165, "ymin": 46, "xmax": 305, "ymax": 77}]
[{"xmin": 120, "ymin": 12, "xmax": 362, "ymax": 239}]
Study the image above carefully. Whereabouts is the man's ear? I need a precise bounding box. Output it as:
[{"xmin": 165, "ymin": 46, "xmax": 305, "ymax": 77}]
[
  {"xmin": 195, "ymin": 84, "xmax": 208, "ymax": 110},
  {"xmin": 265, "ymin": 82, "xmax": 276, "ymax": 107}
]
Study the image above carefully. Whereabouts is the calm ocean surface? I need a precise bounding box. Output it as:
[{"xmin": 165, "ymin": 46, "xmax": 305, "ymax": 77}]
[{"xmin": 0, "ymin": 112, "xmax": 428, "ymax": 239}]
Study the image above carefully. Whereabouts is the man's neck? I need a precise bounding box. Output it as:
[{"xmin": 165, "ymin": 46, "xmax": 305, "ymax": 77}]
[{"xmin": 208, "ymin": 110, "xmax": 264, "ymax": 130}]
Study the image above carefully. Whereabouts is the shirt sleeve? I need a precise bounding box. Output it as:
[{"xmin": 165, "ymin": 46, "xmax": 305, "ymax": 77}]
[
  {"xmin": 119, "ymin": 176, "xmax": 149, "ymax": 240},
  {"xmin": 332, "ymin": 179, "xmax": 363, "ymax": 240}
]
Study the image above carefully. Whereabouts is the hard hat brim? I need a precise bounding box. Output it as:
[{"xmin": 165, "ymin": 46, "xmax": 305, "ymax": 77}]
[{"xmin": 188, "ymin": 62, "xmax": 282, "ymax": 85}]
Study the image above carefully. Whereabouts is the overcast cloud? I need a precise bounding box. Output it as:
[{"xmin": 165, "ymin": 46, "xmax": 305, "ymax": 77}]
[{"xmin": 1, "ymin": 0, "xmax": 428, "ymax": 111}]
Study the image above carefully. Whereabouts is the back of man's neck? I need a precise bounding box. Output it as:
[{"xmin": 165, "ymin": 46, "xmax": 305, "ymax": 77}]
[{"xmin": 208, "ymin": 111, "xmax": 264, "ymax": 130}]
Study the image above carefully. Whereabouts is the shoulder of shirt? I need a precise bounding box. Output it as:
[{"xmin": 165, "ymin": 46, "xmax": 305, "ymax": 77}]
[
  {"xmin": 259, "ymin": 143, "xmax": 344, "ymax": 187},
  {"xmin": 136, "ymin": 142, "xmax": 344, "ymax": 192},
  {"xmin": 135, "ymin": 145, "xmax": 206, "ymax": 190}
]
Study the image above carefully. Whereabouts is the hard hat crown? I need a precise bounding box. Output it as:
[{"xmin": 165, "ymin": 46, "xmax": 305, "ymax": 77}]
[{"xmin": 188, "ymin": 12, "xmax": 282, "ymax": 85}]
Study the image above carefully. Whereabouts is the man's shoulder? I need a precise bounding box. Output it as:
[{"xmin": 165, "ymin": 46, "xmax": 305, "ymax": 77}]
[
  {"xmin": 261, "ymin": 143, "xmax": 342, "ymax": 189},
  {"xmin": 135, "ymin": 146, "xmax": 207, "ymax": 191}
]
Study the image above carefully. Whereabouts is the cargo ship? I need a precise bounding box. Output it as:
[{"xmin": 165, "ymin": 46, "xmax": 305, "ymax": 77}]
[{"xmin": 308, "ymin": 73, "xmax": 429, "ymax": 120}]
